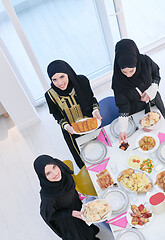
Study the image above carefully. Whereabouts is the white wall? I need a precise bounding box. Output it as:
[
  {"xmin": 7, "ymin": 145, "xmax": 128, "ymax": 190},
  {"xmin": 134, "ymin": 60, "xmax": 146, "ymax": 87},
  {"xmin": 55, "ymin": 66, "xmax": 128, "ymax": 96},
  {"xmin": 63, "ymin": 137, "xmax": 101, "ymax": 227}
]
[{"xmin": 0, "ymin": 47, "xmax": 40, "ymax": 130}]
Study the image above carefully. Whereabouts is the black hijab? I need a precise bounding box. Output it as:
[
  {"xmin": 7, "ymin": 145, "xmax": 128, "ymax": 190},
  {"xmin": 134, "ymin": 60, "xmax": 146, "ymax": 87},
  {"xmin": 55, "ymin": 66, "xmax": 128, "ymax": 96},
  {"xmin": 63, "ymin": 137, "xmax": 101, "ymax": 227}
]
[
  {"xmin": 112, "ymin": 39, "xmax": 152, "ymax": 93},
  {"xmin": 47, "ymin": 60, "xmax": 91, "ymax": 113},
  {"xmin": 34, "ymin": 155, "xmax": 74, "ymax": 198}
]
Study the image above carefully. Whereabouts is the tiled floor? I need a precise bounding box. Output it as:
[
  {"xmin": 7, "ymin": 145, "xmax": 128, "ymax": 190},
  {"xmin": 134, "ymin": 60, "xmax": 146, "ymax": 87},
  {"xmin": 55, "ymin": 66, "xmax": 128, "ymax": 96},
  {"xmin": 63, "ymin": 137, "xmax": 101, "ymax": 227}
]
[{"xmin": 0, "ymin": 48, "xmax": 165, "ymax": 239}]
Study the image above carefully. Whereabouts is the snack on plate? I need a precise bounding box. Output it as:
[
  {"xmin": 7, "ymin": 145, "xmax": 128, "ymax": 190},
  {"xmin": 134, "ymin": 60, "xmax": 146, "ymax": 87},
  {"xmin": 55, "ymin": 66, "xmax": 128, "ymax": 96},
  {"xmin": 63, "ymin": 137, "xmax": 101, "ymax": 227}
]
[
  {"xmin": 96, "ymin": 169, "xmax": 114, "ymax": 189},
  {"xmin": 139, "ymin": 136, "xmax": 156, "ymax": 151},
  {"xmin": 128, "ymin": 155, "xmax": 144, "ymax": 169},
  {"xmin": 71, "ymin": 118, "xmax": 97, "ymax": 133},
  {"xmin": 119, "ymin": 141, "xmax": 129, "ymax": 151},
  {"xmin": 117, "ymin": 168, "xmax": 153, "ymax": 194},
  {"xmin": 140, "ymin": 158, "xmax": 154, "ymax": 174},
  {"xmin": 141, "ymin": 111, "xmax": 160, "ymax": 128},
  {"xmin": 129, "ymin": 204, "xmax": 152, "ymax": 226},
  {"xmin": 83, "ymin": 199, "xmax": 112, "ymax": 223},
  {"xmin": 154, "ymin": 170, "xmax": 165, "ymax": 192}
]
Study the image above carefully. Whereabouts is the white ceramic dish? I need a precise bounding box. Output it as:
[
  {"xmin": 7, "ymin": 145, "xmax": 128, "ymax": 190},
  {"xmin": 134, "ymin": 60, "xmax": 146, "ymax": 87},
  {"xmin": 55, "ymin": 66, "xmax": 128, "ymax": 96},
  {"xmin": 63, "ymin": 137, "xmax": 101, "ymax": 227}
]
[
  {"xmin": 153, "ymin": 169, "xmax": 165, "ymax": 193},
  {"xmin": 135, "ymin": 132, "xmax": 160, "ymax": 154},
  {"xmin": 157, "ymin": 142, "xmax": 165, "ymax": 164},
  {"xmin": 80, "ymin": 140, "xmax": 107, "ymax": 164},
  {"xmin": 102, "ymin": 188, "xmax": 129, "ymax": 214},
  {"xmin": 109, "ymin": 117, "xmax": 136, "ymax": 138},
  {"xmin": 140, "ymin": 111, "xmax": 161, "ymax": 131},
  {"xmin": 72, "ymin": 117, "xmax": 101, "ymax": 135},
  {"xmin": 116, "ymin": 228, "xmax": 145, "ymax": 240},
  {"xmin": 127, "ymin": 204, "xmax": 153, "ymax": 229}
]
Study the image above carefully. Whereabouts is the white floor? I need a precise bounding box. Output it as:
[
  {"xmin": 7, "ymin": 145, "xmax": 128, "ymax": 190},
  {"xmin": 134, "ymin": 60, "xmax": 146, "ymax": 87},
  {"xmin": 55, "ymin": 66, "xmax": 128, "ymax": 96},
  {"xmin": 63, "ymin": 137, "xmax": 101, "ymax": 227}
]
[{"xmin": 0, "ymin": 48, "xmax": 165, "ymax": 239}]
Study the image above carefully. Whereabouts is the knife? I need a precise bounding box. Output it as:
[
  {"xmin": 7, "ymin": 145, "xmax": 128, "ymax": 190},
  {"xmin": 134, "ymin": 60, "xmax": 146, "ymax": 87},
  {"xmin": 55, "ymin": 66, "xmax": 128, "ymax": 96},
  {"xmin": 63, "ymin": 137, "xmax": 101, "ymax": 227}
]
[{"xmin": 101, "ymin": 128, "xmax": 110, "ymax": 146}]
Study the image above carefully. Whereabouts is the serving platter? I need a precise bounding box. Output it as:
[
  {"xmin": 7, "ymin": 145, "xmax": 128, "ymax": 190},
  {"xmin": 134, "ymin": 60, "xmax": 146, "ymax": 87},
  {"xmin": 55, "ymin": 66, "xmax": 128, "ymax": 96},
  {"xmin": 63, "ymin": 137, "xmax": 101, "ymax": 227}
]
[
  {"xmin": 153, "ymin": 169, "xmax": 165, "ymax": 193},
  {"xmin": 80, "ymin": 140, "xmax": 107, "ymax": 164},
  {"xmin": 116, "ymin": 228, "xmax": 145, "ymax": 240},
  {"xmin": 102, "ymin": 188, "xmax": 129, "ymax": 214},
  {"xmin": 72, "ymin": 117, "xmax": 101, "ymax": 135},
  {"xmin": 135, "ymin": 132, "xmax": 160, "ymax": 154},
  {"xmin": 109, "ymin": 117, "xmax": 136, "ymax": 138}
]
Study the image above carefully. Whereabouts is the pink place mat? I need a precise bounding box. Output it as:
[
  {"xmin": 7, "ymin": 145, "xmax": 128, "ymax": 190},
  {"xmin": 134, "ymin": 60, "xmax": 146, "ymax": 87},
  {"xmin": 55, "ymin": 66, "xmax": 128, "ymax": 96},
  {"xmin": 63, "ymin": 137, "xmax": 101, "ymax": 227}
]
[
  {"xmin": 86, "ymin": 158, "xmax": 110, "ymax": 173},
  {"xmin": 158, "ymin": 132, "xmax": 165, "ymax": 144},
  {"xmin": 97, "ymin": 127, "xmax": 112, "ymax": 147}
]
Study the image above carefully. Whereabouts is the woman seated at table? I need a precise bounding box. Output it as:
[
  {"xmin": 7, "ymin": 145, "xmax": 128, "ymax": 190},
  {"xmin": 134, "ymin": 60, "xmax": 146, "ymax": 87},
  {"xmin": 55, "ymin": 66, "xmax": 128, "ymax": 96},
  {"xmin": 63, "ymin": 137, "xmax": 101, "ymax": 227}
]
[
  {"xmin": 45, "ymin": 60, "xmax": 102, "ymax": 169},
  {"xmin": 34, "ymin": 154, "xmax": 100, "ymax": 240},
  {"xmin": 112, "ymin": 39, "xmax": 165, "ymax": 142}
]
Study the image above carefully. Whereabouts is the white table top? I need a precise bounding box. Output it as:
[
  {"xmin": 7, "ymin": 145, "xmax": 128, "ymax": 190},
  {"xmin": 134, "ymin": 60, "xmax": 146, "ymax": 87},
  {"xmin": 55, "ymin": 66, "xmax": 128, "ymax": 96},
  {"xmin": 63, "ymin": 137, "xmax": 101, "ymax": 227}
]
[{"xmin": 76, "ymin": 108, "xmax": 165, "ymax": 240}]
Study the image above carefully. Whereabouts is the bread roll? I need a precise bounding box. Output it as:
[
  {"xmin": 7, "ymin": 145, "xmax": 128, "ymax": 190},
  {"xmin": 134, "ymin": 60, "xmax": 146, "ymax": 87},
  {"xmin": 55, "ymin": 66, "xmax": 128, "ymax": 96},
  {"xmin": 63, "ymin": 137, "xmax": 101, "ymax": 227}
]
[{"xmin": 71, "ymin": 122, "xmax": 80, "ymax": 133}]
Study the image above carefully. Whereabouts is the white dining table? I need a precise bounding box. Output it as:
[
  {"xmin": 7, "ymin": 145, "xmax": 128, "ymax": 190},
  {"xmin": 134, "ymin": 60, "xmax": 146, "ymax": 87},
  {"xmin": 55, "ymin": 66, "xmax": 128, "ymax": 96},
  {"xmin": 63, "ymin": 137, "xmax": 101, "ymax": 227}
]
[{"xmin": 76, "ymin": 107, "xmax": 165, "ymax": 240}]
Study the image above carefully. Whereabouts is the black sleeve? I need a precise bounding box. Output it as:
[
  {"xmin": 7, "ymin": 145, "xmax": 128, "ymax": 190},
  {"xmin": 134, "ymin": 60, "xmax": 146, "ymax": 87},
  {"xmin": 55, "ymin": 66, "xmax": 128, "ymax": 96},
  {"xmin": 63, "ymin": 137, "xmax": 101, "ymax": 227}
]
[
  {"xmin": 145, "ymin": 55, "xmax": 160, "ymax": 85},
  {"xmin": 78, "ymin": 75, "xmax": 99, "ymax": 111},
  {"xmin": 45, "ymin": 91, "xmax": 68, "ymax": 128},
  {"xmin": 114, "ymin": 91, "xmax": 131, "ymax": 115}
]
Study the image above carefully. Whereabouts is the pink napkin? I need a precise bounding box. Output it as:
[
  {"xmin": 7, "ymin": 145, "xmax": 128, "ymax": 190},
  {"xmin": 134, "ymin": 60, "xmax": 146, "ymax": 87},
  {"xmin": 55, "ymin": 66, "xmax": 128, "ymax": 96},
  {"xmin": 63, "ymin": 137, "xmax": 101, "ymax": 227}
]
[
  {"xmin": 97, "ymin": 127, "xmax": 112, "ymax": 147},
  {"xmin": 86, "ymin": 158, "xmax": 110, "ymax": 173},
  {"xmin": 158, "ymin": 132, "xmax": 165, "ymax": 144},
  {"xmin": 78, "ymin": 193, "xmax": 86, "ymax": 201},
  {"xmin": 106, "ymin": 212, "xmax": 128, "ymax": 228}
]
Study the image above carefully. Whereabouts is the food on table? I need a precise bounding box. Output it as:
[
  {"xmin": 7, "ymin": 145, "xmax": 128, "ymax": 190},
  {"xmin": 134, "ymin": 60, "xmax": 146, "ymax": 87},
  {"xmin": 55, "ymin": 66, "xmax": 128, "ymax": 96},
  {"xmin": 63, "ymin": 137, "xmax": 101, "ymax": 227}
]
[
  {"xmin": 119, "ymin": 141, "xmax": 129, "ymax": 151},
  {"xmin": 140, "ymin": 158, "xmax": 154, "ymax": 174},
  {"xmin": 139, "ymin": 136, "xmax": 156, "ymax": 151},
  {"xmin": 117, "ymin": 168, "xmax": 153, "ymax": 194},
  {"xmin": 129, "ymin": 204, "xmax": 152, "ymax": 226},
  {"xmin": 154, "ymin": 170, "xmax": 165, "ymax": 192},
  {"xmin": 128, "ymin": 155, "xmax": 144, "ymax": 169},
  {"xmin": 141, "ymin": 111, "xmax": 160, "ymax": 128},
  {"xmin": 83, "ymin": 199, "xmax": 112, "ymax": 223},
  {"xmin": 96, "ymin": 169, "xmax": 114, "ymax": 189},
  {"xmin": 71, "ymin": 118, "xmax": 97, "ymax": 132}
]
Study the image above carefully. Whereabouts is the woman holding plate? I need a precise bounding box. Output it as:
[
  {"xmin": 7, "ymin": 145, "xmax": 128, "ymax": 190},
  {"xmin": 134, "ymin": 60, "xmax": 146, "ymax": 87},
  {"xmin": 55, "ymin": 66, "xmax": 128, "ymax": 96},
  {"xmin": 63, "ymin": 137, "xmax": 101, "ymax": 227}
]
[
  {"xmin": 112, "ymin": 39, "xmax": 165, "ymax": 142},
  {"xmin": 34, "ymin": 154, "xmax": 100, "ymax": 240},
  {"xmin": 45, "ymin": 60, "xmax": 102, "ymax": 169}
]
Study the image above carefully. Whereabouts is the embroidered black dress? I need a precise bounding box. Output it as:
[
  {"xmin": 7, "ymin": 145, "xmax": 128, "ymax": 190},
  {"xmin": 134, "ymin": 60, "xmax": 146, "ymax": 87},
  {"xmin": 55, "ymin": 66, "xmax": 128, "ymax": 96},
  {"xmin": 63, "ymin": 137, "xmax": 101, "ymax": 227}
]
[
  {"xmin": 34, "ymin": 155, "xmax": 99, "ymax": 240},
  {"xmin": 45, "ymin": 60, "xmax": 99, "ymax": 169},
  {"xmin": 112, "ymin": 39, "xmax": 165, "ymax": 118}
]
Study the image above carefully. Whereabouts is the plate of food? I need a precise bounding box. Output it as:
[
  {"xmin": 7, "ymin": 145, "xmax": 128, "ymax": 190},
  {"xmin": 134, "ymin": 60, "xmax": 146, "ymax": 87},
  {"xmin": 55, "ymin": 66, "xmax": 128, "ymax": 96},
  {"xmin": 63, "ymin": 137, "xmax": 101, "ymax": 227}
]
[
  {"xmin": 80, "ymin": 140, "xmax": 107, "ymax": 164},
  {"xmin": 127, "ymin": 203, "xmax": 153, "ymax": 228},
  {"xmin": 102, "ymin": 188, "xmax": 129, "ymax": 214},
  {"xmin": 71, "ymin": 117, "xmax": 101, "ymax": 134},
  {"xmin": 117, "ymin": 168, "xmax": 153, "ymax": 194},
  {"xmin": 116, "ymin": 228, "xmax": 145, "ymax": 240},
  {"xmin": 157, "ymin": 142, "xmax": 165, "ymax": 164},
  {"xmin": 127, "ymin": 155, "xmax": 154, "ymax": 175},
  {"xmin": 135, "ymin": 132, "xmax": 160, "ymax": 153},
  {"xmin": 154, "ymin": 169, "xmax": 165, "ymax": 192},
  {"xmin": 81, "ymin": 199, "xmax": 112, "ymax": 225},
  {"xmin": 109, "ymin": 117, "xmax": 136, "ymax": 138},
  {"xmin": 140, "ymin": 111, "xmax": 161, "ymax": 132},
  {"xmin": 96, "ymin": 169, "xmax": 114, "ymax": 190}
]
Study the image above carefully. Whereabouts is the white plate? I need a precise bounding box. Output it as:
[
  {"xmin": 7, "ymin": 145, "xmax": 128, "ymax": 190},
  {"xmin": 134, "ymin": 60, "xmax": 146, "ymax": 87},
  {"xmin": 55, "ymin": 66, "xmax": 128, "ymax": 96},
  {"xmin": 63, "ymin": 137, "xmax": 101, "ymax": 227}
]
[
  {"xmin": 153, "ymin": 169, "xmax": 165, "ymax": 193},
  {"xmin": 72, "ymin": 117, "xmax": 101, "ymax": 135},
  {"xmin": 157, "ymin": 142, "xmax": 165, "ymax": 164},
  {"xmin": 102, "ymin": 188, "xmax": 129, "ymax": 214},
  {"xmin": 109, "ymin": 117, "xmax": 136, "ymax": 138},
  {"xmin": 116, "ymin": 228, "xmax": 145, "ymax": 240},
  {"xmin": 80, "ymin": 140, "xmax": 107, "ymax": 164},
  {"xmin": 117, "ymin": 169, "xmax": 153, "ymax": 194},
  {"xmin": 135, "ymin": 132, "xmax": 160, "ymax": 153},
  {"xmin": 127, "ymin": 204, "xmax": 153, "ymax": 229},
  {"xmin": 139, "ymin": 111, "xmax": 161, "ymax": 131}
]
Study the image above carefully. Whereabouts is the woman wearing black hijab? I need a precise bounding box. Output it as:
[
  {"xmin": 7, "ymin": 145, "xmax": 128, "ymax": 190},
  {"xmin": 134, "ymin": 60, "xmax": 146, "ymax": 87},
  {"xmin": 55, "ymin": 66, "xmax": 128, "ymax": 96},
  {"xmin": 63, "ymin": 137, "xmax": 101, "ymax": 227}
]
[
  {"xmin": 34, "ymin": 154, "xmax": 100, "ymax": 240},
  {"xmin": 45, "ymin": 60, "xmax": 102, "ymax": 169},
  {"xmin": 112, "ymin": 39, "xmax": 165, "ymax": 142}
]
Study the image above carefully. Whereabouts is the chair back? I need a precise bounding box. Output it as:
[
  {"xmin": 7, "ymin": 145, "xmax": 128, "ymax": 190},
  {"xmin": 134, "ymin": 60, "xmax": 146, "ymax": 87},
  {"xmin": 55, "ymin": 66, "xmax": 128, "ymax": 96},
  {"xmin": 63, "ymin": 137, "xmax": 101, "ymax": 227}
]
[{"xmin": 99, "ymin": 96, "xmax": 119, "ymax": 127}]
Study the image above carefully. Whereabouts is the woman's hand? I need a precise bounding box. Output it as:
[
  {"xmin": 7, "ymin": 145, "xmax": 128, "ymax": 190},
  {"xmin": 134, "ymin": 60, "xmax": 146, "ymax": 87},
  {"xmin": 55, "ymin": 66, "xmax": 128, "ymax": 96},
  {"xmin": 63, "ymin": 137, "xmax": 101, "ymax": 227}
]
[
  {"xmin": 119, "ymin": 132, "xmax": 127, "ymax": 142},
  {"xmin": 72, "ymin": 210, "xmax": 84, "ymax": 220},
  {"xmin": 66, "ymin": 124, "xmax": 74, "ymax": 134},
  {"xmin": 93, "ymin": 110, "xmax": 102, "ymax": 122},
  {"xmin": 140, "ymin": 92, "xmax": 150, "ymax": 102}
]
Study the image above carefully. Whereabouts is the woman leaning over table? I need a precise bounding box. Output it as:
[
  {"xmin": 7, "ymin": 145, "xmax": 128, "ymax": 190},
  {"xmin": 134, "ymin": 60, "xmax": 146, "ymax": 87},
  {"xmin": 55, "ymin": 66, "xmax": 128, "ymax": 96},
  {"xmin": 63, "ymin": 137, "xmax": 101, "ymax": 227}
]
[
  {"xmin": 112, "ymin": 39, "xmax": 165, "ymax": 142},
  {"xmin": 34, "ymin": 154, "xmax": 100, "ymax": 240},
  {"xmin": 45, "ymin": 60, "xmax": 102, "ymax": 169}
]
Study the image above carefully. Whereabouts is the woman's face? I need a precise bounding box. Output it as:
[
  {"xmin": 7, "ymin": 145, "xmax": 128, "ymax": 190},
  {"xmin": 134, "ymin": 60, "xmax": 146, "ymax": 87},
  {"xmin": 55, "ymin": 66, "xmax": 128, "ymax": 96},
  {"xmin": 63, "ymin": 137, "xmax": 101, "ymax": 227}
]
[
  {"xmin": 121, "ymin": 67, "xmax": 136, "ymax": 78},
  {"xmin": 51, "ymin": 72, "xmax": 69, "ymax": 90},
  {"xmin": 45, "ymin": 164, "xmax": 62, "ymax": 182}
]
